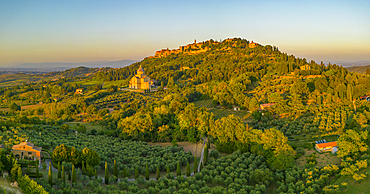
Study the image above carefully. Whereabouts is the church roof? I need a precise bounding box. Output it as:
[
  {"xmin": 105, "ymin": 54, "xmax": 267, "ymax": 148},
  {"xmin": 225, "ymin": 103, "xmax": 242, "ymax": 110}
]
[{"xmin": 137, "ymin": 65, "xmax": 144, "ymax": 73}]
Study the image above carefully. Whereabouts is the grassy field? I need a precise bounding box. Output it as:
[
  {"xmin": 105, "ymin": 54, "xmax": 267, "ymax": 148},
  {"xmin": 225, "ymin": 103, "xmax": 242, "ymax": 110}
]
[
  {"xmin": 0, "ymin": 104, "xmax": 43, "ymax": 112},
  {"xmin": 66, "ymin": 122, "xmax": 105, "ymax": 132},
  {"xmin": 69, "ymin": 80, "xmax": 103, "ymax": 87},
  {"xmin": 209, "ymin": 108, "xmax": 250, "ymax": 119},
  {"xmin": 0, "ymin": 178, "xmax": 23, "ymax": 194},
  {"xmin": 69, "ymin": 80, "xmax": 127, "ymax": 89},
  {"xmin": 295, "ymin": 148, "xmax": 341, "ymax": 168},
  {"xmin": 333, "ymin": 166, "xmax": 370, "ymax": 194},
  {"xmin": 192, "ymin": 99, "xmax": 250, "ymax": 120},
  {"xmin": 102, "ymin": 80, "xmax": 127, "ymax": 89}
]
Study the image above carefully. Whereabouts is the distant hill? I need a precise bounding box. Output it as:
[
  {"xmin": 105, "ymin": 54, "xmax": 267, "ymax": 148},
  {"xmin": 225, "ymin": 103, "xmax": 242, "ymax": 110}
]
[
  {"xmin": 346, "ymin": 64, "xmax": 370, "ymax": 74},
  {"xmin": 0, "ymin": 60, "xmax": 137, "ymax": 73},
  {"xmin": 331, "ymin": 60, "xmax": 370, "ymax": 68}
]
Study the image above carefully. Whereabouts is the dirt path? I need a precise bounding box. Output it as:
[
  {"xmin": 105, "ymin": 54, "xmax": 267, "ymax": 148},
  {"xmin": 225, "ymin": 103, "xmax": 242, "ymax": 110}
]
[{"xmin": 198, "ymin": 137, "xmax": 207, "ymax": 172}]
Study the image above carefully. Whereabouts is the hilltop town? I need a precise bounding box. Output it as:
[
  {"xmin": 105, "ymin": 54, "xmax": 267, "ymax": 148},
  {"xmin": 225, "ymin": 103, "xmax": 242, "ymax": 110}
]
[{"xmin": 148, "ymin": 38, "xmax": 260, "ymax": 58}]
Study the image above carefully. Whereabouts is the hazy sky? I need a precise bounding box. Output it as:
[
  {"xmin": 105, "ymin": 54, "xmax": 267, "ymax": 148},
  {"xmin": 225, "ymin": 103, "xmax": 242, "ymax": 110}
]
[{"xmin": 0, "ymin": 0, "xmax": 369, "ymax": 66}]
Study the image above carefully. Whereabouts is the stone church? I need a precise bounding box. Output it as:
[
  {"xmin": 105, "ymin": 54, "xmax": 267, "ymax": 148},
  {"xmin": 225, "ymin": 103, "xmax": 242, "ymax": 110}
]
[{"xmin": 129, "ymin": 65, "xmax": 151, "ymax": 89}]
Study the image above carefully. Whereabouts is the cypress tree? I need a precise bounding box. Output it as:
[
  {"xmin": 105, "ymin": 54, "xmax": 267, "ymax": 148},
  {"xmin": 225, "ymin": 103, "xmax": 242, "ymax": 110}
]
[
  {"xmin": 200, "ymin": 162, "xmax": 203, "ymax": 171},
  {"xmin": 204, "ymin": 145, "xmax": 209, "ymax": 165},
  {"xmin": 176, "ymin": 163, "xmax": 181, "ymax": 176},
  {"xmin": 95, "ymin": 169, "xmax": 97, "ymax": 179},
  {"xmin": 156, "ymin": 165, "xmax": 160, "ymax": 180},
  {"xmin": 82, "ymin": 161, "xmax": 85, "ymax": 175},
  {"xmin": 166, "ymin": 166, "xmax": 170, "ymax": 175},
  {"xmin": 122, "ymin": 167, "xmax": 127, "ymax": 177},
  {"xmin": 113, "ymin": 160, "xmax": 118, "ymax": 178},
  {"xmin": 48, "ymin": 162, "xmax": 52, "ymax": 185},
  {"xmin": 72, "ymin": 164, "xmax": 76, "ymax": 184},
  {"xmin": 145, "ymin": 164, "xmax": 149, "ymax": 180},
  {"xmin": 68, "ymin": 170, "xmax": 71, "ymax": 181},
  {"xmin": 57, "ymin": 161, "xmax": 61, "ymax": 179},
  {"xmin": 135, "ymin": 166, "xmax": 139, "ymax": 178},
  {"xmin": 105, "ymin": 162, "xmax": 109, "ymax": 184},
  {"xmin": 186, "ymin": 162, "xmax": 190, "ymax": 177},
  {"xmin": 36, "ymin": 161, "xmax": 39, "ymax": 179},
  {"xmin": 62, "ymin": 165, "xmax": 65, "ymax": 183},
  {"xmin": 194, "ymin": 155, "xmax": 198, "ymax": 174},
  {"xmin": 17, "ymin": 167, "xmax": 22, "ymax": 182}
]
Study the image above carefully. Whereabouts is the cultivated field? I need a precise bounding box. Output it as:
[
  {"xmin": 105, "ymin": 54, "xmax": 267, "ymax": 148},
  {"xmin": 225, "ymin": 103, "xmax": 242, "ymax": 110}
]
[{"xmin": 296, "ymin": 148, "xmax": 341, "ymax": 168}]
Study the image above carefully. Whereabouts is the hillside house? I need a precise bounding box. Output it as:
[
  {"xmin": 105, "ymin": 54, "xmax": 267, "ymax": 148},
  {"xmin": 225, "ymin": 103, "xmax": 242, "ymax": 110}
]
[
  {"xmin": 315, "ymin": 141, "xmax": 337, "ymax": 153},
  {"xmin": 75, "ymin": 88, "xmax": 83, "ymax": 94},
  {"xmin": 300, "ymin": 65, "xmax": 310, "ymax": 70},
  {"xmin": 12, "ymin": 141, "xmax": 42, "ymax": 162},
  {"xmin": 260, "ymin": 103, "xmax": 276, "ymax": 110}
]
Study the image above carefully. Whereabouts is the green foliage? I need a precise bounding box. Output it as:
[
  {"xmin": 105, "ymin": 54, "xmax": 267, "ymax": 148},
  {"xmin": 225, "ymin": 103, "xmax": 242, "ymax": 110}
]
[
  {"xmin": 57, "ymin": 161, "xmax": 61, "ymax": 179},
  {"xmin": 72, "ymin": 164, "xmax": 76, "ymax": 184},
  {"xmin": 9, "ymin": 102, "xmax": 21, "ymax": 112},
  {"xmin": 122, "ymin": 167, "xmax": 128, "ymax": 178},
  {"xmin": 62, "ymin": 165, "xmax": 65, "ymax": 183},
  {"xmin": 48, "ymin": 162, "xmax": 52, "ymax": 185},
  {"xmin": 194, "ymin": 155, "xmax": 198, "ymax": 174},
  {"xmin": 186, "ymin": 162, "xmax": 190, "ymax": 177},
  {"xmin": 36, "ymin": 161, "xmax": 39, "ymax": 179},
  {"xmin": 145, "ymin": 164, "xmax": 149, "ymax": 180},
  {"xmin": 135, "ymin": 166, "xmax": 139, "ymax": 178},
  {"xmin": 176, "ymin": 163, "xmax": 181, "ymax": 176},
  {"xmin": 81, "ymin": 147, "xmax": 100, "ymax": 167},
  {"xmin": 210, "ymin": 150, "xmax": 219, "ymax": 158},
  {"xmin": 22, "ymin": 126, "xmax": 192, "ymax": 175},
  {"xmin": 113, "ymin": 160, "xmax": 118, "ymax": 178},
  {"xmin": 18, "ymin": 174, "xmax": 48, "ymax": 194},
  {"xmin": 204, "ymin": 145, "xmax": 209, "ymax": 165},
  {"xmin": 105, "ymin": 162, "xmax": 109, "ymax": 184},
  {"xmin": 166, "ymin": 166, "xmax": 170, "ymax": 175},
  {"xmin": 17, "ymin": 167, "xmax": 22, "ymax": 182},
  {"xmin": 156, "ymin": 165, "xmax": 160, "ymax": 180},
  {"xmin": 81, "ymin": 161, "xmax": 85, "ymax": 175}
]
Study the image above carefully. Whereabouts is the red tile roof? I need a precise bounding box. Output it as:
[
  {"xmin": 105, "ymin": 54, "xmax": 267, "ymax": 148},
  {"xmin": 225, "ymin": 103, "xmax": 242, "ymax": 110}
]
[{"xmin": 316, "ymin": 141, "xmax": 337, "ymax": 149}]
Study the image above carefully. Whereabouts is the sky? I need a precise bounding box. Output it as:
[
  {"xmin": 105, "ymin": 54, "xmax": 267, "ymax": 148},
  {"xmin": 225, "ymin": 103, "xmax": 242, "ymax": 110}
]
[{"xmin": 0, "ymin": 0, "xmax": 369, "ymax": 66}]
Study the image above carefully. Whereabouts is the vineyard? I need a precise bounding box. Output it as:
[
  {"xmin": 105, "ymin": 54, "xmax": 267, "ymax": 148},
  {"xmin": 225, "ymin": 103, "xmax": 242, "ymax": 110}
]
[
  {"xmin": 92, "ymin": 90, "xmax": 159, "ymax": 109},
  {"xmin": 31, "ymin": 151, "xmax": 343, "ymax": 193},
  {"xmin": 192, "ymin": 99, "xmax": 214, "ymax": 109},
  {"xmin": 21, "ymin": 125, "xmax": 193, "ymax": 174}
]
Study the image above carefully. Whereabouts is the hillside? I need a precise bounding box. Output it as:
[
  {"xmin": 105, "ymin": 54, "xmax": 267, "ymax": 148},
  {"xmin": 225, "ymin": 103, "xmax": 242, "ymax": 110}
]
[
  {"xmin": 346, "ymin": 65, "xmax": 370, "ymax": 74},
  {"xmin": 1, "ymin": 37, "xmax": 370, "ymax": 193}
]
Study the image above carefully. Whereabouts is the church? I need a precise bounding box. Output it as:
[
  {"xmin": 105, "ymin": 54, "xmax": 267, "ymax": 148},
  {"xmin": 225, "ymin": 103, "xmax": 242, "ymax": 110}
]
[{"xmin": 129, "ymin": 65, "xmax": 151, "ymax": 89}]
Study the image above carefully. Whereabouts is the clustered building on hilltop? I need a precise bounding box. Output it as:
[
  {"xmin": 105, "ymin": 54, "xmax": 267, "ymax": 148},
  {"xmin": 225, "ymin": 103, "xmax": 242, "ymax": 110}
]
[
  {"xmin": 148, "ymin": 39, "xmax": 259, "ymax": 59},
  {"xmin": 129, "ymin": 65, "xmax": 151, "ymax": 89}
]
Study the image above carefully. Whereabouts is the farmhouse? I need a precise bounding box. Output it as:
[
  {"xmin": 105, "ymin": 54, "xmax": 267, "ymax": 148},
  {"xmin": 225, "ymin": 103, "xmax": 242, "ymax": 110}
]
[
  {"xmin": 129, "ymin": 65, "xmax": 151, "ymax": 90},
  {"xmin": 12, "ymin": 141, "xmax": 42, "ymax": 161},
  {"xmin": 260, "ymin": 103, "xmax": 276, "ymax": 110},
  {"xmin": 300, "ymin": 64, "xmax": 310, "ymax": 70},
  {"xmin": 75, "ymin": 88, "xmax": 83, "ymax": 94},
  {"xmin": 315, "ymin": 141, "xmax": 337, "ymax": 153}
]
